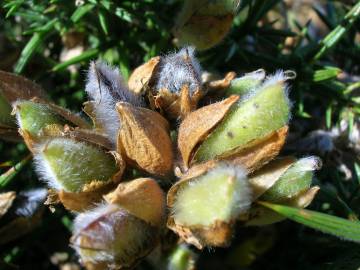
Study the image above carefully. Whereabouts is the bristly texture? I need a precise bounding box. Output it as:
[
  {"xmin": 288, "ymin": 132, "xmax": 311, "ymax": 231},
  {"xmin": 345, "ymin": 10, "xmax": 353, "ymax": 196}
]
[
  {"xmin": 172, "ymin": 164, "xmax": 252, "ymax": 226},
  {"xmin": 72, "ymin": 203, "xmax": 155, "ymax": 266},
  {"xmin": 155, "ymin": 47, "xmax": 202, "ymax": 95},
  {"xmin": 33, "ymin": 137, "xmax": 118, "ymax": 192},
  {"xmin": 86, "ymin": 61, "xmax": 144, "ymax": 144}
]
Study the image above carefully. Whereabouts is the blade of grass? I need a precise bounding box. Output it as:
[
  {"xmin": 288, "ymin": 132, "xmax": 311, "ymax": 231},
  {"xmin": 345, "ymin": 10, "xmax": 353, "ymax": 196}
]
[
  {"xmin": 70, "ymin": 3, "xmax": 95, "ymax": 23},
  {"xmin": 313, "ymin": 2, "xmax": 360, "ymax": 61},
  {"xmin": 51, "ymin": 48, "xmax": 99, "ymax": 72},
  {"xmin": 259, "ymin": 201, "xmax": 360, "ymax": 242},
  {"xmin": 14, "ymin": 19, "xmax": 57, "ymax": 74},
  {"xmin": 0, "ymin": 154, "xmax": 32, "ymax": 188}
]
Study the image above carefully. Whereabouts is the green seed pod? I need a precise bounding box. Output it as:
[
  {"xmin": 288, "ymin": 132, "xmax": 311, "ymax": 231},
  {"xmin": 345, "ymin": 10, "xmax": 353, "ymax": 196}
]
[
  {"xmin": 168, "ymin": 163, "xmax": 252, "ymax": 249},
  {"xmin": 34, "ymin": 137, "xmax": 120, "ymax": 193},
  {"xmin": 260, "ymin": 156, "xmax": 322, "ymax": 202},
  {"xmin": 174, "ymin": 1, "xmax": 240, "ymax": 50},
  {"xmin": 224, "ymin": 69, "xmax": 266, "ymax": 97},
  {"xmin": 14, "ymin": 100, "xmax": 71, "ymax": 137},
  {"xmin": 72, "ymin": 204, "xmax": 158, "ymax": 269},
  {"xmin": 194, "ymin": 72, "xmax": 291, "ymax": 163}
]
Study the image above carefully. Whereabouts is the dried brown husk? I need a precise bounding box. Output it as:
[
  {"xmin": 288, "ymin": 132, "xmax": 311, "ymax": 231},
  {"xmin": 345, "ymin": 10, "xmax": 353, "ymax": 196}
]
[
  {"xmin": 167, "ymin": 162, "xmax": 234, "ymax": 249},
  {"xmin": 104, "ymin": 178, "xmax": 165, "ymax": 227},
  {"xmin": 128, "ymin": 56, "xmax": 161, "ymax": 95},
  {"xmin": 206, "ymin": 71, "xmax": 236, "ymax": 93},
  {"xmin": 116, "ymin": 102, "xmax": 173, "ymax": 177},
  {"xmin": 0, "ymin": 191, "xmax": 16, "ymax": 218},
  {"xmin": 0, "ymin": 70, "xmax": 45, "ymax": 103},
  {"xmin": 153, "ymin": 85, "xmax": 203, "ymax": 120},
  {"xmin": 178, "ymin": 95, "xmax": 239, "ymax": 169}
]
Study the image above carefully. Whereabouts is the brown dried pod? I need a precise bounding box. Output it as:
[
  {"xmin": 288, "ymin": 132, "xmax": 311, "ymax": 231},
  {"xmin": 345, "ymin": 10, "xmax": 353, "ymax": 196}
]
[
  {"xmin": 0, "ymin": 191, "xmax": 16, "ymax": 218},
  {"xmin": 128, "ymin": 56, "xmax": 161, "ymax": 95},
  {"xmin": 167, "ymin": 163, "xmax": 251, "ymax": 249},
  {"xmin": 104, "ymin": 178, "xmax": 165, "ymax": 227},
  {"xmin": 116, "ymin": 102, "xmax": 173, "ymax": 177}
]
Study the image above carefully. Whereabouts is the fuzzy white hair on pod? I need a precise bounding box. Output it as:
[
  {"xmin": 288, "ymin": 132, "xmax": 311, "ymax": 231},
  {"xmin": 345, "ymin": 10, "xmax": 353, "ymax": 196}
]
[
  {"xmin": 156, "ymin": 47, "xmax": 202, "ymax": 95},
  {"xmin": 172, "ymin": 163, "xmax": 252, "ymax": 226},
  {"xmin": 14, "ymin": 188, "xmax": 48, "ymax": 217},
  {"xmin": 85, "ymin": 61, "xmax": 143, "ymax": 145},
  {"xmin": 72, "ymin": 203, "xmax": 153, "ymax": 264}
]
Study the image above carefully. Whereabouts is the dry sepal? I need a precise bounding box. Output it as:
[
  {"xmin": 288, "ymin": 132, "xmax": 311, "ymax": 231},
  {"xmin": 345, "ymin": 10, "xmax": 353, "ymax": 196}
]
[
  {"xmin": 72, "ymin": 178, "xmax": 166, "ymax": 269},
  {"xmin": 116, "ymin": 102, "xmax": 173, "ymax": 177},
  {"xmin": 168, "ymin": 163, "xmax": 252, "ymax": 249},
  {"xmin": 178, "ymin": 71, "xmax": 291, "ymax": 173},
  {"xmin": 33, "ymin": 132, "xmax": 125, "ymax": 212}
]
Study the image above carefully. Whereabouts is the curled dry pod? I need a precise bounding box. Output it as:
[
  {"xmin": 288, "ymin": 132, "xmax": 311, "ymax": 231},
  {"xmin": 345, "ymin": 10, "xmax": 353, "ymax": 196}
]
[
  {"xmin": 152, "ymin": 47, "xmax": 203, "ymax": 120},
  {"xmin": 224, "ymin": 69, "xmax": 266, "ymax": 97},
  {"xmin": 116, "ymin": 102, "xmax": 173, "ymax": 177},
  {"xmin": 168, "ymin": 163, "xmax": 252, "ymax": 249},
  {"xmin": 13, "ymin": 98, "xmax": 89, "ymax": 149},
  {"xmin": 179, "ymin": 71, "xmax": 291, "ymax": 173},
  {"xmin": 34, "ymin": 135, "xmax": 124, "ymax": 212},
  {"xmin": 0, "ymin": 70, "xmax": 45, "ymax": 141},
  {"xmin": 104, "ymin": 178, "xmax": 166, "ymax": 227},
  {"xmin": 71, "ymin": 203, "xmax": 159, "ymax": 269},
  {"xmin": 242, "ymin": 156, "xmax": 322, "ymax": 226},
  {"xmin": 174, "ymin": 0, "xmax": 240, "ymax": 50}
]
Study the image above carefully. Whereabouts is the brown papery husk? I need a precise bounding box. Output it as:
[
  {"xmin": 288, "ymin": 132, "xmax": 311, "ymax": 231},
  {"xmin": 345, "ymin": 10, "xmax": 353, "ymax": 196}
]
[
  {"xmin": 83, "ymin": 101, "xmax": 105, "ymax": 132},
  {"xmin": 116, "ymin": 102, "xmax": 173, "ymax": 177},
  {"xmin": 153, "ymin": 85, "xmax": 203, "ymax": 120},
  {"xmin": 190, "ymin": 126, "xmax": 289, "ymax": 174},
  {"xmin": 178, "ymin": 95, "xmax": 239, "ymax": 170},
  {"xmin": 0, "ymin": 70, "xmax": 45, "ymax": 103},
  {"xmin": 167, "ymin": 161, "xmax": 233, "ymax": 249},
  {"xmin": 206, "ymin": 71, "xmax": 236, "ymax": 93},
  {"xmin": 0, "ymin": 191, "xmax": 16, "ymax": 218},
  {"xmin": 104, "ymin": 178, "xmax": 165, "ymax": 227},
  {"xmin": 128, "ymin": 56, "xmax": 161, "ymax": 95}
]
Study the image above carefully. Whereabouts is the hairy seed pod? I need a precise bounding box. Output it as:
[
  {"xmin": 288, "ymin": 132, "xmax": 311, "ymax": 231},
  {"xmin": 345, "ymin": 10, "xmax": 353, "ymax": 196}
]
[
  {"xmin": 240, "ymin": 156, "xmax": 322, "ymax": 226},
  {"xmin": 72, "ymin": 204, "xmax": 159, "ymax": 269},
  {"xmin": 224, "ymin": 69, "xmax": 266, "ymax": 97},
  {"xmin": 174, "ymin": 1, "xmax": 240, "ymax": 50},
  {"xmin": 168, "ymin": 163, "xmax": 252, "ymax": 249}
]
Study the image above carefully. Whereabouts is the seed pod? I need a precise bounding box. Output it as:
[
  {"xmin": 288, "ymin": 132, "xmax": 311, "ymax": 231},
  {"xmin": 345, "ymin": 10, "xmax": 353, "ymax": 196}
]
[
  {"xmin": 13, "ymin": 98, "xmax": 89, "ymax": 149},
  {"xmin": 241, "ymin": 156, "xmax": 322, "ymax": 226},
  {"xmin": 85, "ymin": 61, "xmax": 144, "ymax": 145},
  {"xmin": 224, "ymin": 69, "xmax": 266, "ymax": 97},
  {"xmin": 104, "ymin": 178, "xmax": 166, "ymax": 227},
  {"xmin": 174, "ymin": 1, "xmax": 240, "ymax": 50},
  {"xmin": 152, "ymin": 47, "xmax": 203, "ymax": 119},
  {"xmin": 34, "ymin": 134, "xmax": 124, "ymax": 212},
  {"xmin": 168, "ymin": 163, "xmax": 252, "ymax": 249},
  {"xmin": 71, "ymin": 204, "xmax": 159, "ymax": 269},
  {"xmin": 116, "ymin": 102, "xmax": 173, "ymax": 177},
  {"xmin": 0, "ymin": 70, "xmax": 45, "ymax": 141}
]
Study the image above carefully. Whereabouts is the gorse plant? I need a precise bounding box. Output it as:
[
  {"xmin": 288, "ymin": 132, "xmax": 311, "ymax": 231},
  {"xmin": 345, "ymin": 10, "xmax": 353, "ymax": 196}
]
[{"xmin": 1, "ymin": 0, "xmax": 360, "ymax": 269}]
